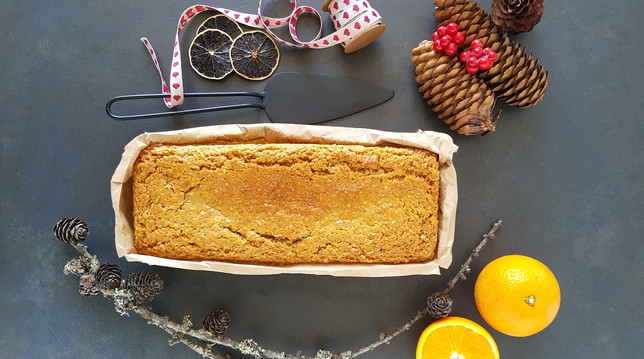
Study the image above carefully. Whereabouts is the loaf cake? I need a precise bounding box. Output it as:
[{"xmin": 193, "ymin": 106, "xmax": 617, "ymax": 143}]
[{"xmin": 132, "ymin": 143, "xmax": 440, "ymax": 265}]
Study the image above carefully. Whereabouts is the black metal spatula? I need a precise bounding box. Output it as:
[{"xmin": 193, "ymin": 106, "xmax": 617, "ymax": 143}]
[{"xmin": 106, "ymin": 72, "xmax": 394, "ymax": 124}]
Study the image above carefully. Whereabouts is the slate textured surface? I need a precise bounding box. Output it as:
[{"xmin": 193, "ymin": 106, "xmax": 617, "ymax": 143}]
[{"xmin": 1, "ymin": 0, "xmax": 643, "ymax": 358}]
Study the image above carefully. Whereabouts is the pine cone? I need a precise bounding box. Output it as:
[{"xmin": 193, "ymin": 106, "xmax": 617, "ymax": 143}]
[
  {"xmin": 492, "ymin": 0, "xmax": 544, "ymax": 33},
  {"xmin": 79, "ymin": 275, "xmax": 99, "ymax": 296},
  {"xmin": 434, "ymin": 0, "xmax": 548, "ymax": 108},
  {"xmin": 124, "ymin": 271, "xmax": 163, "ymax": 305},
  {"xmin": 203, "ymin": 310, "xmax": 230, "ymax": 336},
  {"xmin": 427, "ymin": 292, "xmax": 453, "ymax": 318},
  {"xmin": 412, "ymin": 40, "xmax": 499, "ymax": 135},
  {"xmin": 95, "ymin": 263, "xmax": 123, "ymax": 290},
  {"xmin": 53, "ymin": 217, "xmax": 89, "ymax": 244}
]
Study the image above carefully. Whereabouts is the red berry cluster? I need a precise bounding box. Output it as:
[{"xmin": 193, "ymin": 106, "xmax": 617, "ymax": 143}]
[
  {"xmin": 459, "ymin": 39, "xmax": 498, "ymax": 74},
  {"xmin": 431, "ymin": 22, "xmax": 464, "ymax": 56}
]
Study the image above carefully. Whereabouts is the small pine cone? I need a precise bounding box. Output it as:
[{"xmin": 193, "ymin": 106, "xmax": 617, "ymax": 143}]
[
  {"xmin": 124, "ymin": 271, "xmax": 163, "ymax": 305},
  {"xmin": 434, "ymin": 0, "xmax": 548, "ymax": 108},
  {"xmin": 203, "ymin": 310, "xmax": 230, "ymax": 336},
  {"xmin": 95, "ymin": 263, "xmax": 123, "ymax": 290},
  {"xmin": 492, "ymin": 0, "xmax": 544, "ymax": 33},
  {"xmin": 427, "ymin": 292, "xmax": 453, "ymax": 318},
  {"xmin": 53, "ymin": 218, "xmax": 89, "ymax": 244},
  {"xmin": 412, "ymin": 40, "xmax": 499, "ymax": 135},
  {"xmin": 79, "ymin": 275, "xmax": 99, "ymax": 296}
]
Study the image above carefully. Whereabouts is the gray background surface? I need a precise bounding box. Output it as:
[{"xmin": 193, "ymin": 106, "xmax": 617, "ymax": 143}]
[{"xmin": 1, "ymin": 0, "xmax": 642, "ymax": 358}]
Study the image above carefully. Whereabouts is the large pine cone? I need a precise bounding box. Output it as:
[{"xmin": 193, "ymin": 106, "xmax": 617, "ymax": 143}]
[
  {"xmin": 412, "ymin": 40, "xmax": 499, "ymax": 136},
  {"xmin": 95, "ymin": 263, "xmax": 123, "ymax": 290},
  {"xmin": 434, "ymin": 0, "xmax": 548, "ymax": 108},
  {"xmin": 53, "ymin": 218, "xmax": 89, "ymax": 244},
  {"xmin": 125, "ymin": 271, "xmax": 164, "ymax": 305},
  {"xmin": 492, "ymin": 0, "xmax": 544, "ymax": 33},
  {"xmin": 203, "ymin": 310, "xmax": 230, "ymax": 336}
]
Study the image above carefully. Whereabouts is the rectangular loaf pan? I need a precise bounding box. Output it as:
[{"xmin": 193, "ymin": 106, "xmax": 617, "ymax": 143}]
[{"xmin": 111, "ymin": 124, "xmax": 458, "ymax": 277}]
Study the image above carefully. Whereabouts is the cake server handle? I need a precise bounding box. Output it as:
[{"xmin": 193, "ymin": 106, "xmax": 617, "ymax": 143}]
[{"xmin": 106, "ymin": 92, "xmax": 265, "ymax": 120}]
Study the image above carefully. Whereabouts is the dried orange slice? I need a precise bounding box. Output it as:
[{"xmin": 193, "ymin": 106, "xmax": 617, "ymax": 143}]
[
  {"xmin": 416, "ymin": 317, "xmax": 500, "ymax": 359},
  {"xmin": 197, "ymin": 14, "xmax": 243, "ymax": 39},
  {"xmin": 475, "ymin": 255, "xmax": 561, "ymax": 337},
  {"xmin": 230, "ymin": 31, "xmax": 280, "ymax": 81},
  {"xmin": 189, "ymin": 29, "xmax": 234, "ymax": 80}
]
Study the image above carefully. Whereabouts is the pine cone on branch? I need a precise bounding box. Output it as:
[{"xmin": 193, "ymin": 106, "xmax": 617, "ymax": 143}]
[
  {"xmin": 427, "ymin": 292, "xmax": 453, "ymax": 318},
  {"xmin": 492, "ymin": 0, "xmax": 544, "ymax": 33},
  {"xmin": 203, "ymin": 310, "xmax": 230, "ymax": 336},
  {"xmin": 434, "ymin": 0, "xmax": 548, "ymax": 108},
  {"xmin": 95, "ymin": 263, "xmax": 123, "ymax": 290},
  {"xmin": 53, "ymin": 217, "xmax": 89, "ymax": 244},
  {"xmin": 79, "ymin": 275, "xmax": 100, "ymax": 296},
  {"xmin": 125, "ymin": 271, "xmax": 164, "ymax": 305},
  {"xmin": 412, "ymin": 40, "xmax": 499, "ymax": 135}
]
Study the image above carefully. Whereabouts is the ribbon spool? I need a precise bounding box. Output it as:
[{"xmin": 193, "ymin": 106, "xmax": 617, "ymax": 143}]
[
  {"xmin": 141, "ymin": 0, "xmax": 386, "ymax": 108},
  {"xmin": 253, "ymin": 0, "xmax": 386, "ymax": 52},
  {"xmin": 321, "ymin": 0, "xmax": 386, "ymax": 53}
]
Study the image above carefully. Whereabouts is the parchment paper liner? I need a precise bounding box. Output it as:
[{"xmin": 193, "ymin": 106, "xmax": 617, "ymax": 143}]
[{"xmin": 111, "ymin": 124, "xmax": 458, "ymax": 277}]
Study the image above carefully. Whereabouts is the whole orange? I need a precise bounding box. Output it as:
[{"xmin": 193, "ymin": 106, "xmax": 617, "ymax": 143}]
[{"xmin": 474, "ymin": 255, "xmax": 561, "ymax": 337}]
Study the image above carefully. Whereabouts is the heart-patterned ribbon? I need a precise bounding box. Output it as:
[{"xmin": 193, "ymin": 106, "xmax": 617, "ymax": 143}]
[{"xmin": 140, "ymin": 0, "xmax": 384, "ymax": 108}]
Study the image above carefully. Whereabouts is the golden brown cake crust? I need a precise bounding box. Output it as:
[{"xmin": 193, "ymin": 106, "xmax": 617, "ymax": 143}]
[{"xmin": 132, "ymin": 143, "xmax": 440, "ymax": 265}]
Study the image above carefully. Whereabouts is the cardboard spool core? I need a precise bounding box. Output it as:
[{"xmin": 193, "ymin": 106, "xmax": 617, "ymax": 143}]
[{"xmin": 321, "ymin": 0, "xmax": 386, "ymax": 53}]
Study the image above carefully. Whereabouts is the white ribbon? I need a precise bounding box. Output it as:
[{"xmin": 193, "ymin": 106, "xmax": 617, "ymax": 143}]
[{"xmin": 140, "ymin": 0, "xmax": 384, "ymax": 108}]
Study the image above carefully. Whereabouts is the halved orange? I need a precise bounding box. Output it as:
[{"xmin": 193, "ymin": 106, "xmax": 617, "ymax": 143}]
[{"xmin": 416, "ymin": 316, "xmax": 500, "ymax": 359}]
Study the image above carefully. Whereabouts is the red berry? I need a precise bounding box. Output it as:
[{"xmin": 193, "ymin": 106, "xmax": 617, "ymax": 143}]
[
  {"xmin": 477, "ymin": 56, "xmax": 490, "ymax": 70},
  {"xmin": 482, "ymin": 47, "xmax": 491, "ymax": 56},
  {"xmin": 459, "ymin": 50, "xmax": 471, "ymax": 62},
  {"xmin": 436, "ymin": 26, "xmax": 447, "ymax": 37},
  {"xmin": 453, "ymin": 32, "xmax": 465, "ymax": 45},
  {"xmin": 440, "ymin": 35, "xmax": 452, "ymax": 47},
  {"xmin": 471, "ymin": 46, "xmax": 483, "ymax": 58},
  {"xmin": 466, "ymin": 65, "xmax": 479, "ymax": 74},
  {"xmin": 488, "ymin": 50, "xmax": 498, "ymax": 61},
  {"xmin": 447, "ymin": 22, "xmax": 459, "ymax": 36},
  {"xmin": 471, "ymin": 39, "xmax": 484, "ymax": 49},
  {"xmin": 433, "ymin": 40, "xmax": 443, "ymax": 52},
  {"xmin": 445, "ymin": 43, "xmax": 458, "ymax": 56},
  {"xmin": 467, "ymin": 56, "xmax": 478, "ymax": 68},
  {"xmin": 432, "ymin": 32, "xmax": 439, "ymax": 41}
]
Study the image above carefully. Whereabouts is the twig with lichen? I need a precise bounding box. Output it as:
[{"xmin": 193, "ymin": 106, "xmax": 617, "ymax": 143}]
[
  {"xmin": 54, "ymin": 217, "xmax": 501, "ymax": 359},
  {"xmin": 163, "ymin": 324, "xmax": 226, "ymax": 359},
  {"xmin": 342, "ymin": 219, "xmax": 502, "ymax": 358},
  {"xmin": 445, "ymin": 219, "xmax": 502, "ymax": 292}
]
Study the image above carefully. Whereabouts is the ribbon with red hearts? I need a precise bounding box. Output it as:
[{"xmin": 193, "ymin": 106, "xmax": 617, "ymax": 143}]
[{"xmin": 140, "ymin": 0, "xmax": 384, "ymax": 108}]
